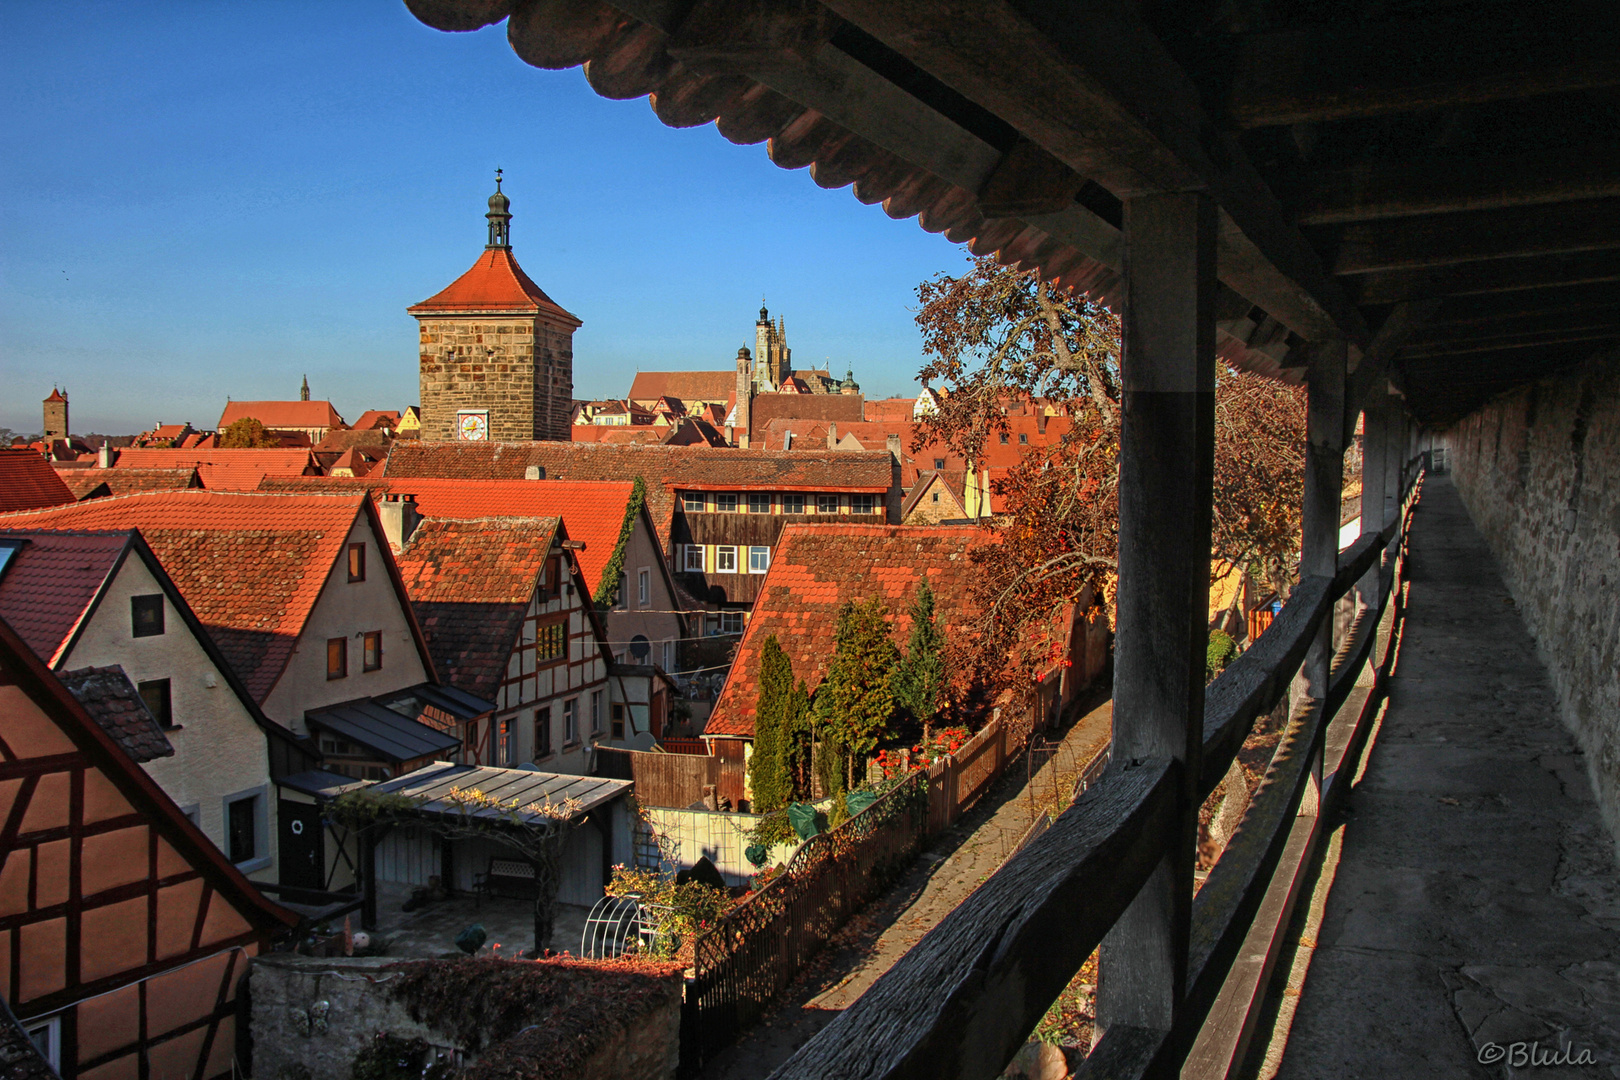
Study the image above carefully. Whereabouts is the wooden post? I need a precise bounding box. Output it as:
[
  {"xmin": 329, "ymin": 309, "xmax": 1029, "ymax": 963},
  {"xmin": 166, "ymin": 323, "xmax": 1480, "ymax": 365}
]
[
  {"xmin": 360, "ymin": 829, "xmax": 379, "ymax": 931},
  {"xmin": 1356, "ymin": 390, "xmax": 1391, "ymax": 611},
  {"xmin": 1096, "ymin": 191, "xmax": 1216, "ymax": 1039},
  {"xmin": 1296, "ymin": 343, "xmax": 1347, "ymax": 816}
]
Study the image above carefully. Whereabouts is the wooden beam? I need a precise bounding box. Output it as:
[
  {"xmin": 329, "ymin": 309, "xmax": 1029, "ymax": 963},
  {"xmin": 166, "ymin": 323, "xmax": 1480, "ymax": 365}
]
[
  {"xmin": 1328, "ymin": 197, "xmax": 1620, "ymax": 275},
  {"xmin": 1287, "ymin": 145, "xmax": 1620, "ymax": 225},
  {"xmin": 1430, "ymin": 283, "xmax": 1620, "ymax": 327},
  {"xmin": 1352, "ymin": 250, "xmax": 1620, "ymax": 304},
  {"xmin": 1399, "ymin": 327, "xmax": 1620, "ymax": 359},
  {"xmin": 1225, "ymin": 22, "xmax": 1620, "ymax": 128},
  {"xmin": 820, "ymin": 0, "xmax": 1369, "ymax": 345},
  {"xmin": 1410, "ymin": 309, "xmax": 1620, "ymax": 346},
  {"xmin": 1098, "ymin": 191, "xmax": 1217, "ymax": 1040}
]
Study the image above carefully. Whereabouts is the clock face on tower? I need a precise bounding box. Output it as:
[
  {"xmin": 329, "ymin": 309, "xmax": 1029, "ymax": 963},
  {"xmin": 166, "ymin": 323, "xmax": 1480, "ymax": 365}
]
[{"xmin": 457, "ymin": 410, "xmax": 490, "ymax": 441}]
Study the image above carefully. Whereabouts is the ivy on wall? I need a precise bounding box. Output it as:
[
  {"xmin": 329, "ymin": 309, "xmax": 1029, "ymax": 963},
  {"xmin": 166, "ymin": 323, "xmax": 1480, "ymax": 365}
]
[{"xmin": 592, "ymin": 476, "xmax": 649, "ymax": 608}]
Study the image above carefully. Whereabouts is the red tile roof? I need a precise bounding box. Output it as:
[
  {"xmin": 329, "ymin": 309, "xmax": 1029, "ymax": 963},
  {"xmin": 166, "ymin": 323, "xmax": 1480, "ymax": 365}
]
[
  {"xmin": 0, "ymin": 491, "xmax": 376, "ymax": 702},
  {"xmin": 253, "ymin": 477, "xmax": 640, "ymax": 595},
  {"xmin": 353, "ymin": 410, "xmax": 402, "ymax": 431},
  {"xmin": 43, "ymin": 388, "xmax": 66, "ymax": 403},
  {"xmin": 0, "ymin": 450, "xmax": 76, "ymax": 513},
  {"xmin": 0, "ymin": 531, "xmax": 132, "ymax": 665},
  {"xmin": 407, "ymin": 248, "xmax": 581, "ymax": 323},
  {"xmin": 55, "ymin": 467, "xmax": 201, "ymax": 500},
  {"xmin": 59, "ymin": 665, "xmax": 175, "ymax": 763},
  {"xmin": 383, "ymin": 442, "xmax": 896, "ymax": 555},
  {"xmin": 705, "ymin": 524, "xmax": 990, "ymax": 737},
  {"xmin": 628, "ymin": 371, "xmax": 735, "ymax": 404},
  {"xmin": 749, "ymin": 394, "xmax": 866, "ymax": 428},
  {"xmin": 111, "ymin": 447, "xmax": 318, "ymax": 475},
  {"xmin": 218, "ymin": 400, "xmax": 346, "ymax": 431},
  {"xmin": 394, "ymin": 517, "xmax": 561, "ymax": 701}
]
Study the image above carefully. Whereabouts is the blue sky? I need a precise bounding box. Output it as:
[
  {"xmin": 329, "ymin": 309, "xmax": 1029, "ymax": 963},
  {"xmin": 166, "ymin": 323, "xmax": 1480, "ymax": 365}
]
[{"xmin": 0, "ymin": 1, "xmax": 972, "ymax": 436}]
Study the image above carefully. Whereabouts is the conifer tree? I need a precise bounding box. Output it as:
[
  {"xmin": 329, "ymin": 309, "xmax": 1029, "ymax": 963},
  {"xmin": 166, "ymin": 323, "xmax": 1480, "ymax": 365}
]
[
  {"xmin": 815, "ymin": 597, "xmax": 900, "ymax": 789},
  {"xmin": 783, "ymin": 678, "xmax": 813, "ymax": 799},
  {"xmin": 893, "ymin": 579, "xmax": 947, "ymax": 739},
  {"xmin": 748, "ymin": 635, "xmax": 793, "ymax": 812}
]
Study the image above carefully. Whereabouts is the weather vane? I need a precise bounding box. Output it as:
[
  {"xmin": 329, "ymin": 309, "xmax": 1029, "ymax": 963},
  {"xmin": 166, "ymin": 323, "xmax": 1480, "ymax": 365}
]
[{"xmin": 495, "ymin": 167, "xmax": 503, "ymax": 190}]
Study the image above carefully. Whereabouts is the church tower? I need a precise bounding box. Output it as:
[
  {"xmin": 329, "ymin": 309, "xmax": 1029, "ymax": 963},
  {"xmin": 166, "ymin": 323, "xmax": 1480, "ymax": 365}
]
[
  {"xmin": 408, "ymin": 173, "xmax": 581, "ymax": 442},
  {"xmin": 754, "ymin": 302, "xmax": 791, "ymax": 391}
]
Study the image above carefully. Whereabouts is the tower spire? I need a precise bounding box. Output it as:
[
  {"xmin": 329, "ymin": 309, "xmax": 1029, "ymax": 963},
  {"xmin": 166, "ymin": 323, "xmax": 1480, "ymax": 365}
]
[
  {"xmin": 300, "ymin": 374, "xmax": 310, "ymax": 401},
  {"xmin": 486, "ymin": 169, "xmax": 511, "ymax": 250}
]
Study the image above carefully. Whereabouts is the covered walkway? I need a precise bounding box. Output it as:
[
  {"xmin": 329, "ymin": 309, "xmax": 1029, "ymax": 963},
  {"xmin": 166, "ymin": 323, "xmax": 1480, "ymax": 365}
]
[{"xmin": 1259, "ymin": 477, "xmax": 1620, "ymax": 1077}]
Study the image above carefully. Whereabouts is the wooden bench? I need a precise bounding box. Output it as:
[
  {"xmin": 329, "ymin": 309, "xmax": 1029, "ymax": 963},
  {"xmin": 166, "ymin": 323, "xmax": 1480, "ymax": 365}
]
[{"xmin": 473, "ymin": 857, "xmax": 538, "ymax": 904}]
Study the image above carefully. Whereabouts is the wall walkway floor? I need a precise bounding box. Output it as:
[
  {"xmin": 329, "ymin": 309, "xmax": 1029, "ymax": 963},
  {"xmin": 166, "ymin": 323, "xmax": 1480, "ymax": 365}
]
[{"xmin": 1253, "ymin": 477, "xmax": 1620, "ymax": 1079}]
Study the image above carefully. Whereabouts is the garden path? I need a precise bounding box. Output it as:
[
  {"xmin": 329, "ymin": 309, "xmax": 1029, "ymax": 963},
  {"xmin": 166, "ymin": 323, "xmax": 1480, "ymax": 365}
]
[{"xmin": 698, "ymin": 696, "xmax": 1114, "ymax": 1080}]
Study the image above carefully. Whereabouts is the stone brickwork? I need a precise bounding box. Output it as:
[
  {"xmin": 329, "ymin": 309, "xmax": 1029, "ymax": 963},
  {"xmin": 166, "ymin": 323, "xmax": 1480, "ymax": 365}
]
[
  {"xmin": 417, "ymin": 314, "xmax": 574, "ymax": 442},
  {"xmin": 1448, "ymin": 349, "xmax": 1620, "ymax": 849}
]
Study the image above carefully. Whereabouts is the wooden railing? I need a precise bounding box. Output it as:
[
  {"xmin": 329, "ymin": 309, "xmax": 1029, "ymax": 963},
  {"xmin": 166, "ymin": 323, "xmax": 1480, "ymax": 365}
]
[{"xmin": 769, "ymin": 463, "xmax": 1423, "ymax": 1080}]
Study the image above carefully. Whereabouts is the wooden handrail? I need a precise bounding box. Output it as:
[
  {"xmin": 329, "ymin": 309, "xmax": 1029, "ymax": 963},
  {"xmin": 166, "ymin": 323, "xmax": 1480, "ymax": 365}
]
[
  {"xmin": 770, "ymin": 757, "xmax": 1178, "ymax": 1079},
  {"xmin": 770, "ymin": 467, "xmax": 1423, "ymax": 1080}
]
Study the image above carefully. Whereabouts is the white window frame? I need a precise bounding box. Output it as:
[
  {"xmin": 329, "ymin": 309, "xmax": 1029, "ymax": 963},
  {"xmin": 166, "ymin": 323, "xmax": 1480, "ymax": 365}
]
[
  {"xmin": 718, "ymin": 611, "xmax": 745, "ymax": 634},
  {"xmin": 502, "ymin": 717, "xmax": 516, "ymax": 763},
  {"xmin": 747, "ymin": 492, "xmax": 771, "ymax": 514},
  {"xmin": 715, "ymin": 546, "xmax": 738, "ymax": 573},
  {"xmin": 222, "ymin": 785, "xmax": 270, "ymax": 874},
  {"xmin": 781, "ymin": 493, "xmax": 805, "ymax": 515},
  {"xmin": 637, "ymin": 567, "xmax": 650, "ymax": 606},
  {"xmin": 24, "ymin": 1016, "xmax": 59, "ymax": 1071},
  {"xmin": 714, "ymin": 493, "xmax": 738, "ymax": 513},
  {"xmin": 682, "ymin": 492, "xmax": 706, "ymax": 513},
  {"xmin": 564, "ymin": 698, "xmax": 579, "ymax": 744},
  {"xmin": 683, "ymin": 544, "xmax": 705, "ymax": 572},
  {"xmin": 590, "ymin": 690, "xmax": 603, "ymax": 735},
  {"xmin": 816, "ymin": 495, "xmax": 840, "ymax": 514},
  {"xmin": 852, "ymin": 494, "xmax": 878, "ymax": 515},
  {"xmin": 748, "ymin": 546, "xmax": 771, "ymax": 574}
]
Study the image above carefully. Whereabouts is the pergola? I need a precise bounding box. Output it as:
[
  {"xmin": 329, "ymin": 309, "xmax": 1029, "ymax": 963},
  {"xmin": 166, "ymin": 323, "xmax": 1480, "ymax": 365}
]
[{"xmin": 405, "ymin": 1, "xmax": 1618, "ymax": 1076}]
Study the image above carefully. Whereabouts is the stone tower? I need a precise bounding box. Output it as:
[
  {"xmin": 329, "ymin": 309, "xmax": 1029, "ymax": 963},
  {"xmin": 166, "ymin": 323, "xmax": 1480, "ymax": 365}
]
[
  {"xmin": 42, "ymin": 388, "xmax": 68, "ymax": 442},
  {"xmin": 408, "ymin": 173, "xmax": 581, "ymax": 442},
  {"xmin": 734, "ymin": 347, "xmax": 753, "ymax": 444},
  {"xmin": 300, "ymin": 375, "xmax": 310, "ymax": 401},
  {"xmin": 754, "ymin": 302, "xmax": 790, "ymax": 391}
]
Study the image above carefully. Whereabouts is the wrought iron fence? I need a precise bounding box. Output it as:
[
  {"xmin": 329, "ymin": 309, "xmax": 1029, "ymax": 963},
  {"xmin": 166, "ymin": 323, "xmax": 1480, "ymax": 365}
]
[{"xmin": 682, "ymin": 769, "xmax": 930, "ymax": 1069}]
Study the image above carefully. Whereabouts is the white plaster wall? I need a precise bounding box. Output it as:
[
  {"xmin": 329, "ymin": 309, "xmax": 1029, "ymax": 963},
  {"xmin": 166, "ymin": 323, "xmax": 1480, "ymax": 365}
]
[
  {"xmin": 61, "ymin": 554, "xmax": 278, "ymax": 881},
  {"xmin": 263, "ymin": 516, "xmax": 430, "ymax": 732},
  {"xmin": 601, "ymin": 516, "xmax": 683, "ymax": 666}
]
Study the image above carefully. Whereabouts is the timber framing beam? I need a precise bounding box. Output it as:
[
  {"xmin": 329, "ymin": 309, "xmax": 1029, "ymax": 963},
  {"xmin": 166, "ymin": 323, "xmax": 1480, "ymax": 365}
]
[
  {"xmin": 1352, "ymin": 251, "xmax": 1620, "ymax": 304},
  {"xmin": 1225, "ymin": 22, "xmax": 1620, "ymax": 128},
  {"xmin": 1327, "ymin": 197, "xmax": 1620, "ymax": 275},
  {"xmin": 820, "ymin": 0, "xmax": 1369, "ymax": 345},
  {"xmin": 1285, "ymin": 145, "xmax": 1620, "ymax": 226}
]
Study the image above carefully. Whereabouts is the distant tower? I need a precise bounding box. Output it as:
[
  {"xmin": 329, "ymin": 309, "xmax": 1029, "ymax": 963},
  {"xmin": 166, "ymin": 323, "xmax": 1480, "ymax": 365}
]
[
  {"xmin": 754, "ymin": 302, "xmax": 791, "ymax": 391},
  {"xmin": 841, "ymin": 367, "xmax": 860, "ymax": 396},
  {"xmin": 42, "ymin": 388, "xmax": 68, "ymax": 442},
  {"xmin": 734, "ymin": 347, "xmax": 753, "ymax": 445},
  {"xmin": 408, "ymin": 171, "xmax": 581, "ymax": 441},
  {"xmin": 300, "ymin": 375, "xmax": 310, "ymax": 401}
]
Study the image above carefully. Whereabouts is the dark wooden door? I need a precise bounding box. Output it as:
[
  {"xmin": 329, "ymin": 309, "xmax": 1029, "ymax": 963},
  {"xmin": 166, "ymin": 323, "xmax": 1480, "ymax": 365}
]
[{"xmin": 278, "ymin": 799, "xmax": 325, "ymax": 890}]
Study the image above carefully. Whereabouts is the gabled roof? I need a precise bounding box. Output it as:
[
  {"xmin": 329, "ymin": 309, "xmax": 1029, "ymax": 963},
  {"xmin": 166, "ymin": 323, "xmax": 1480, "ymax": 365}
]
[
  {"xmin": 57, "ymin": 467, "xmax": 201, "ymax": 500},
  {"xmin": 111, "ymin": 447, "xmax": 317, "ymax": 475},
  {"xmin": 394, "ymin": 516, "xmax": 562, "ymax": 701},
  {"xmin": 0, "ymin": 615, "xmax": 297, "ymax": 931},
  {"xmin": 749, "ymin": 393, "xmax": 865, "ymax": 429},
  {"xmin": 901, "ymin": 471, "xmax": 970, "ymax": 518},
  {"xmin": 0, "ymin": 449, "xmax": 76, "ymax": 513},
  {"xmin": 218, "ymin": 400, "xmax": 345, "ymax": 431},
  {"xmin": 0, "ymin": 491, "xmax": 422, "ymax": 704},
  {"xmin": 0, "ymin": 531, "xmax": 133, "ymax": 665},
  {"xmin": 407, "ymin": 247, "xmax": 581, "ymax": 323},
  {"xmin": 705, "ymin": 524, "xmax": 989, "ymax": 738},
  {"xmin": 627, "ymin": 371, "xmax": 735, "ymax": 404},
  {"xmin": 382, "ymin": 442, "xmax": 898, "ymax": 557},
  {"xmin": 352, "ymin": 410, "xmax": 402, "ymax": 431},
  {"xmin": 59, "ymin": 664, "xmax": 175, "ymax": 763}
]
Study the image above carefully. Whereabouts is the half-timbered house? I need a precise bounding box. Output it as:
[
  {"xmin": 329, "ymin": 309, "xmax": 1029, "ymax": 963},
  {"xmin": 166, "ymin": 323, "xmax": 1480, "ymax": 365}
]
[
  {"xmin": 0, "ymin": 615, "xmax": 295, "ymax": 1079},
  {"xmin": 395, "ymin": 517, "xmax": 611, "ymax": 776}
]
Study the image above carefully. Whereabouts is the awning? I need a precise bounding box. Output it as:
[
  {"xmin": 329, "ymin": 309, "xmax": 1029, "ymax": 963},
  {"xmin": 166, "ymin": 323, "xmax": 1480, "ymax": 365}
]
[
  {"xmin": 368, "ymin": 761, "xmax": 630, "ymax": 823},
  {"xmin": 306, "ymin": 699, "xmax": 461, "ymax": 763}
]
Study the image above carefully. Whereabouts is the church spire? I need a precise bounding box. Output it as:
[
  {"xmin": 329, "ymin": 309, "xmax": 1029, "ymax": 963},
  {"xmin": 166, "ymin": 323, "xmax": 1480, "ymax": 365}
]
[
  {"xmin": 486, "ymin": 168, "xmax": 511, "ymax": 250},
  {"xmin": 300, "ymin": 374, "xmax": 310, "ymax": 401}
]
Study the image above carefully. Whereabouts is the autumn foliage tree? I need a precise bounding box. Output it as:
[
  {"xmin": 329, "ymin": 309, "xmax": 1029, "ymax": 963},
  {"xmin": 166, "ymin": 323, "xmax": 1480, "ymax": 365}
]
[
  {"xmin": 914, "ymin": 255, "xmax": 1307, "ymax": 693},
  {"xmin": 218, "ymin": 417, "xmax": 278, "ymax": 448}
]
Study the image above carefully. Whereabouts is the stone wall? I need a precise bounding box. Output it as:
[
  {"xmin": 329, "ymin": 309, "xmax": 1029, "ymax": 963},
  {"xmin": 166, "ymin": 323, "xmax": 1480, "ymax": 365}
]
[
  {"xmin": 1447, "ymin": 349, "xmax": 1620, "ymax": 849},
  {"xmin": 416, "ymin": 314, "xmax": 574, "ymax": 442},
  {"xmin": 250, "ymin": 953, "xmax": 683, "ymax": 1080}
]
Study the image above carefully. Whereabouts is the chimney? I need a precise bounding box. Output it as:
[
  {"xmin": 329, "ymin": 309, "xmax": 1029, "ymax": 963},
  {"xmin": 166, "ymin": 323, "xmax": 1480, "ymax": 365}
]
[
  {"xmin": 827, "ymin": 422, "xmax": 838, "ymax": 449},
  {"xmin": 378, "ymin": 494, "xmax": 420, "ymax": 551},
  {"xmin": 97, "ymin": 443, "xmax": 114, "ymax": 468},
  {"xmin": 885, "ymin": 433, "xmax": 901, "ymax": 462}
]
